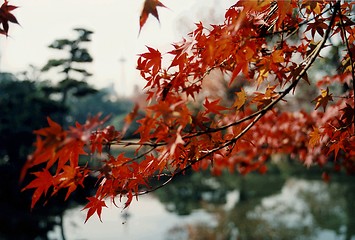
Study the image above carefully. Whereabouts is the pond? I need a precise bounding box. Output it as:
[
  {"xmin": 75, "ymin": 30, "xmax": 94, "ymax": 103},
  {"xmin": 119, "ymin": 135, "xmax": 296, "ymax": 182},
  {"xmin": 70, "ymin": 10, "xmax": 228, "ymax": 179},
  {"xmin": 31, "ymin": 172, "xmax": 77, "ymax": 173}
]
[{"xmin": 47, "ymin": 163, "xmax": 355, "ymax": 240}]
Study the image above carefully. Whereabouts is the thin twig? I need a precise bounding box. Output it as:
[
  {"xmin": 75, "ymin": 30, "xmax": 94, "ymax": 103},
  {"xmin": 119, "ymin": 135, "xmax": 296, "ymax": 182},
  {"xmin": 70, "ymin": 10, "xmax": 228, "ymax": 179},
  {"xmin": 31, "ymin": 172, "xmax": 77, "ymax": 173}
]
[
  {"xmin": 251, "ymin": 6, "xmax": 331, "ymax": 39},
  {"xmin": 138, "ymin": 174, "xmax": 175, "ymax": 195}
]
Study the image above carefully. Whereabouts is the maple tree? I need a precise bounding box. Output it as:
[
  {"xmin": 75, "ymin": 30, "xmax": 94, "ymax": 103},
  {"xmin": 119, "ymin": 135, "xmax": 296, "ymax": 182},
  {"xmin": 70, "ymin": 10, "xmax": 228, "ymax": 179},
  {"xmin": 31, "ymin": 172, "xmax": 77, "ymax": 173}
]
[{"xmin": 9, "ymin": 0, "xmax": 355, "ymax": 222}]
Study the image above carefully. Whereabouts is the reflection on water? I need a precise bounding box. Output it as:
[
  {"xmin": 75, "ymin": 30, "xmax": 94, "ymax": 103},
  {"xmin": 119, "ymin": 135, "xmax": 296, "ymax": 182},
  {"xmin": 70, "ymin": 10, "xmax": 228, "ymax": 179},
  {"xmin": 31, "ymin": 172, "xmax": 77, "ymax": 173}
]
[
  {"xmin": 52, "ymin": 165, "xmax": 355, "ymax": 240},
  {"xmin": 56, "ymin": 195, "xmax": 216, "ymax": 240},
  {"xmin": 242, "ymin": 178, "xmax": 348, "ymax": 240}
]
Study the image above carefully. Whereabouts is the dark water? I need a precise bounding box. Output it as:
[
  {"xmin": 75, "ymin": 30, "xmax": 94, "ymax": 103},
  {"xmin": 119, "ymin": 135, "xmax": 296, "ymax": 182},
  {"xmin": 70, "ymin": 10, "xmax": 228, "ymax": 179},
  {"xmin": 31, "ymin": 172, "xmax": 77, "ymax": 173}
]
[{"xmin": 47, "ymin": 163, "xmax": 355, "ymax": 240}]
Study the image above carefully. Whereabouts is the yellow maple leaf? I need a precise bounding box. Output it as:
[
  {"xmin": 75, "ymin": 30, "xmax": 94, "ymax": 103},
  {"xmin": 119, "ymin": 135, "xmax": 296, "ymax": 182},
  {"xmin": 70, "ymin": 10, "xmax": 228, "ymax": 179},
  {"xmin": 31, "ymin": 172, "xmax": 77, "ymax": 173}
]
[
  {"xmin": 309, "ymin": 126, "xmax": 321, "ymax": 147},
  {"xmin": 233, "ymin": 88, "xmax": 247, "ymax": 110},
  {"xmin": 313, "ymin": 87, "xmax": 333, "ymax": 111}
]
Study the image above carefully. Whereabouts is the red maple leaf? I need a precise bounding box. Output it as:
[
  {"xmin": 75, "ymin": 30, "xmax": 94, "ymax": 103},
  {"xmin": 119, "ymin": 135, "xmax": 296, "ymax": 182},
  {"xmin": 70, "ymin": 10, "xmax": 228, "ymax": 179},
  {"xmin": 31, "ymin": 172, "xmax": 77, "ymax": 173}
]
[
  {"xmin": 203, "ymin": 98, "xmax": 227, "ymax": 115},
  {"xmin": 0, "ymin": 0, "xmax": 19, "ymax": 36},
  {"xmin": 327, "ymin": 139, "xmax": 345, "ymax": 160},
  {"xmin": 139, "ymin": 0, "xmax": 166, "ymax": 33},
  {"xmin": 21, "ymin": 169, "xmax": 54, "ymax": 209},
  {"xmin": 139, "ymin": 46, "xmax": 162, "ymax": 75},
  {"xmin": 340, "ymin": 103, "xmax": 354, "ymax": 125},
  {"xmin": 82, "ymin": 197, "xmax": 108, "ymax": 223}
]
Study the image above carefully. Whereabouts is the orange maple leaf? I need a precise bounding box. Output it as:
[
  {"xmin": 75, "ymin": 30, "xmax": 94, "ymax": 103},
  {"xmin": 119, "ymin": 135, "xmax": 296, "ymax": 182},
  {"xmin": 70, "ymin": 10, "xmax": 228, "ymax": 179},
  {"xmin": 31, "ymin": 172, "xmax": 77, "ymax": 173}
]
[
  {"xmin": 252, "ymin": 85, "xmax": 279, "ymax": 110},
  {"xmin": 53, "ymin": 166, "xmax": 87, "ymax": 200},
  {"xmin": 309, "ymin": 126, "xmax": 321, "ymax": 147},
  {"xmin": 276, "ymin": 0, "xmax": 292, "ymax": 30},
  {"xmin": 139, "ymin": 0, "xmax": 166, "ymax": 33},
  {"xmin": 233, "ymin": 88, "xmax": 247, "ymax": 110}
]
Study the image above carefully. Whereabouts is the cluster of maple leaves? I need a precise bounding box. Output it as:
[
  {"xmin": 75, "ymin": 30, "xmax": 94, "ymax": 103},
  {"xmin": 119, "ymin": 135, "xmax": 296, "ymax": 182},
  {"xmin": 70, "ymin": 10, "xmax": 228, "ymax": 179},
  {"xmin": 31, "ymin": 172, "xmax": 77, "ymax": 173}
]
[{"xmin": 9, "ymin": 0, "xmax": 355, "ymax": 222}]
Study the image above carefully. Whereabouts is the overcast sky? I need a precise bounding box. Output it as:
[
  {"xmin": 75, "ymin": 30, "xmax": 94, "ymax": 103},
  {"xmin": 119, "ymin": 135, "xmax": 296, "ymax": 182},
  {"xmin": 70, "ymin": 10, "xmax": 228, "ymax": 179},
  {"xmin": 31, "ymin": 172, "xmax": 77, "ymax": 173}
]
[{"xmin": 1, "ymin": 0, "xmax": 233, "ymax": 96}]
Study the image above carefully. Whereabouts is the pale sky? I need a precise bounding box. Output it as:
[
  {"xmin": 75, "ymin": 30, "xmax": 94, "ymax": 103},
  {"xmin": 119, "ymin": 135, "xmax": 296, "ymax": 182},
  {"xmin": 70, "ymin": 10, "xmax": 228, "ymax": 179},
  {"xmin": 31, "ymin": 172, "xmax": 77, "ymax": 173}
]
[{"xmin": 1, "ymin": 0, "xmax": 233, "ymax": 96}]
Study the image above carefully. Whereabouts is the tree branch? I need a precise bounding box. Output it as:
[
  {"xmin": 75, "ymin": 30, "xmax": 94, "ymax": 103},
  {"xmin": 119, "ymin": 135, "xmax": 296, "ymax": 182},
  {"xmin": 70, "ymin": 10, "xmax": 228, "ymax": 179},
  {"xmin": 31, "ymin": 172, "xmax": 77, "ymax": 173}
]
[
  {"xmin": 187, "ymin": 0, "xmax": 340, "ymax": 140},
  {"xmin": 139, "ymin": 1, "xmax": 341, "ymax": 194}
]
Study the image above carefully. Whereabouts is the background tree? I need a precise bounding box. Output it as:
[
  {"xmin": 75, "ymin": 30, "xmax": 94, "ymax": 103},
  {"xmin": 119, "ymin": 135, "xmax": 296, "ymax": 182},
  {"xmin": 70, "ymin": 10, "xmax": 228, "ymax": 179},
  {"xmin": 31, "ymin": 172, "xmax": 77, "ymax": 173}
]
[
  {"xmin": 0, "ymin": 72, "xmax": 64, "ymax": 164},
  {"xmin": 66, "ymin": 87, "xmax": 141, "ymax": 138},
  {"xmin": 0, "ymin": 67, "xmax": 139, "ymax": 238},
  {"xmin": 0, "ymin": 72, "xmax": 68, "ymax": 239},
  {"xmin": 17, "ymin": 0, "xmax": 355, "ymax": 223},
  {"xmin": 41, "ymin": 28, "xmax": 97, "ymax": 125}
]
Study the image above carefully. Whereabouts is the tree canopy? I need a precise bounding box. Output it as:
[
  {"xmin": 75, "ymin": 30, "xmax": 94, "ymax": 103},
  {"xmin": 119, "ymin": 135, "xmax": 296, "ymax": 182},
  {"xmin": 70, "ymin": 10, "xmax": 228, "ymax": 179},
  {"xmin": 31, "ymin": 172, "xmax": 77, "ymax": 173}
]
[{"xmin": 6, "ymin": 0, "xmax": 355, "ymax": 222}]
